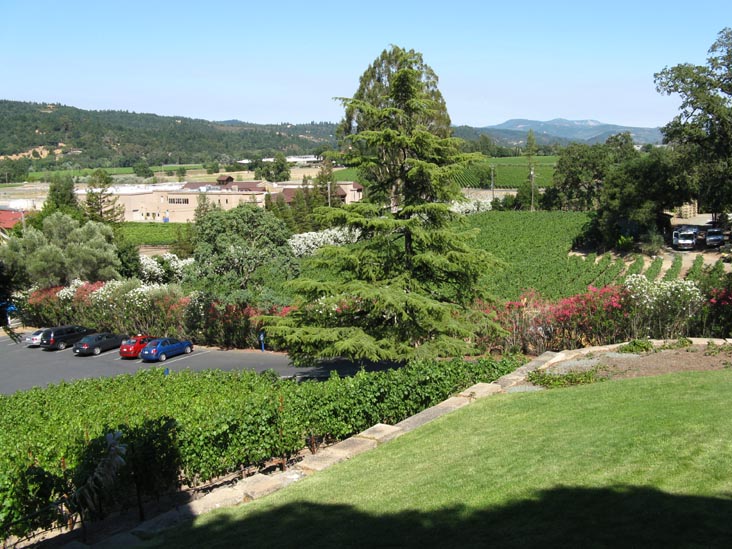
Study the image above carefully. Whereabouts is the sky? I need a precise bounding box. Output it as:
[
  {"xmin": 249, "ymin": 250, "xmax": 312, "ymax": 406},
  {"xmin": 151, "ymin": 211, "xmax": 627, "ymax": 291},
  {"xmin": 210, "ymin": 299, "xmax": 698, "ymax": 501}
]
[{"xmin": 2, "ymin": 0, "xmax": 730, "ymax": 129}]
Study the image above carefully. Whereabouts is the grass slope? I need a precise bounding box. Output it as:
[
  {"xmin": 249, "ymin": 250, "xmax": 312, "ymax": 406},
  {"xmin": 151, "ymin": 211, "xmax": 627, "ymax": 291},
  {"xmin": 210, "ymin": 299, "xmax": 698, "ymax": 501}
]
[{"xmin": 148, "ymin": 371, "xmax": 732, "ymax": 548}]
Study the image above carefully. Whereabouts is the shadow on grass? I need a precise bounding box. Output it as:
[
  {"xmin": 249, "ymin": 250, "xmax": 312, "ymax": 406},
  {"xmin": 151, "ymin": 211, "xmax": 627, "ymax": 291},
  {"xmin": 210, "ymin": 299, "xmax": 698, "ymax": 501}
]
[{"xmin": 153, "ymin": 484, "xmax": 732, "ymax": 548}]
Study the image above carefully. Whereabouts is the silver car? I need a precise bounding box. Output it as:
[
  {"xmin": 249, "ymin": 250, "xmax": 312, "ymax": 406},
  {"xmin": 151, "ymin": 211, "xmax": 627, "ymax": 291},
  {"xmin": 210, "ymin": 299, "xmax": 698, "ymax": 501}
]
[{"xmin": 24, "ymin": 329, "xmax": 45, "ymax": 347}]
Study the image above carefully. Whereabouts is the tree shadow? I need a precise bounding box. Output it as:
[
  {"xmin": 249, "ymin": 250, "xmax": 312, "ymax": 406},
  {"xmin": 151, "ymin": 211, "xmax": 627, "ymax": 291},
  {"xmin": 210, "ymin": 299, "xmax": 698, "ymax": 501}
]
[
  {"xmin": 293, "ymin": 358, "xmax": 404, "ymax": 380},
  {"xmin": 155, "ymin": 484, "xmax": 732, "ymax": 548}
]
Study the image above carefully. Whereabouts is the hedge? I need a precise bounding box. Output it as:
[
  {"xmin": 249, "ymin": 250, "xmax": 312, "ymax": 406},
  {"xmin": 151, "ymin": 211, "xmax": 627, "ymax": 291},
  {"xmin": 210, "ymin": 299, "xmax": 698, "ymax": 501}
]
[{"xmin": 0, "ymin": 355, "xmax": 522, "ymax": 540}]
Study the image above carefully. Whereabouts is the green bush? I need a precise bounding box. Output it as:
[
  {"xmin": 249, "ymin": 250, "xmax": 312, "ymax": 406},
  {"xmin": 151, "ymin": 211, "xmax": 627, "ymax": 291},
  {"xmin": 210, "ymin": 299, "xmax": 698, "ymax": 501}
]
[
  {"xmin": 527, "ymin": 368, "xmax": 601, "ymax": 388},
  {"xmin": 617, "ymin": 339, "xmax": 655, "ymax": 354}
]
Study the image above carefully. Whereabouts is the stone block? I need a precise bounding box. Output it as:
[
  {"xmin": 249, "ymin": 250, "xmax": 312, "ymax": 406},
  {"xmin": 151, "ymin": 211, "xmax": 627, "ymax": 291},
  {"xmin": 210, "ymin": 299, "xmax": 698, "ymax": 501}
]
[
  {"xmin": 358, "ymin": 423, "xmax": 402, "ymax": 442},
  {"xmin": 458, "ymin": 382, "xmax": 502, "ymax": 400}
]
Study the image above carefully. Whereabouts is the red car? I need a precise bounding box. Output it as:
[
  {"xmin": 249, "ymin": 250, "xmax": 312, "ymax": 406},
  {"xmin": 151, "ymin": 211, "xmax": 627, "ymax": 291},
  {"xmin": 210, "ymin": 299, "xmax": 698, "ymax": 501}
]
[{"xmin": 119, "ymin": 335, "xmax": 155, "ymax": 358}]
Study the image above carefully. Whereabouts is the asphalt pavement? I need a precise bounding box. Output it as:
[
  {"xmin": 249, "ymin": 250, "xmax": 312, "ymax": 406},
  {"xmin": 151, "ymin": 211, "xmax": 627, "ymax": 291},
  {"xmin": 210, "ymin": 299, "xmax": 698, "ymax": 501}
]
[{"xmin": 0, "ymin": 328, "xmax": 397, "ymax": 395}]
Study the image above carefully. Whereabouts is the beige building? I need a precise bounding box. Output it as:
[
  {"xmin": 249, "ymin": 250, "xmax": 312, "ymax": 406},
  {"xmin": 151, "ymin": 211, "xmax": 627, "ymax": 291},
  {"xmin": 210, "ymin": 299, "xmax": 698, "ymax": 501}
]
[{"xmin": 78, "ymin": 176, "xmax": 364, "ymax": 223}]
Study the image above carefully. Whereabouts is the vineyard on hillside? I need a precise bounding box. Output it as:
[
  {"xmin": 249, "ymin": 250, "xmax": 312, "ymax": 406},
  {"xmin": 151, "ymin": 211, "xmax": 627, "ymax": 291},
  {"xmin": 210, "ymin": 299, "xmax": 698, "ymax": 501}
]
[
  {"xmin": 464, "ymin": 211, "xmax": 728, "ymax": 300},
  {"xmin": 454, "ymin": 156, "xmax": 556, "ymax": 189},
  {"xmin": 333, "ymin": 156, "xmax": 557, "ymax": 189}
]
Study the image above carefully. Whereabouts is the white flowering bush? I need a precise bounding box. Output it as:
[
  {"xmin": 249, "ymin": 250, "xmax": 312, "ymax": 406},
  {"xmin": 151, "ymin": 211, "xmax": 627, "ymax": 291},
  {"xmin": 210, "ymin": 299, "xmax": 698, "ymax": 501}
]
[
  {"xmin": 288, "ymin": 227, "xmax": 361, "ymax": 258},
  {"xmin": 449, "ymin": 199, "xmax": 493, "ymax": 215},
  {"xmin": 139, "ymin": 255, "xmax": 166, "ymax": 284},
  {"xmin": 139, "ymin": 253, "xmax": 194, "ymax": 283},
  {"xmin": 56, "ymin": 279, "xmax": 84, "ymax": 302},
  {"xmin": 623, "ymin": 274, "xmax": 704, "ymax": 339}
]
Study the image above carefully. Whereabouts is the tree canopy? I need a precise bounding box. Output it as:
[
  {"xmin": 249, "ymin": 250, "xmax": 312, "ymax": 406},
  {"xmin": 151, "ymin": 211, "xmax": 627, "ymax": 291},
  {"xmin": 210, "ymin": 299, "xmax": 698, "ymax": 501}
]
[
  {"xmin": 0, "ymin": 213, "xmax": 121, "ymax": 288},
  {"xmin": 655, "ymin": 27, "xmax": 732, "ymax": 219},
  {"xmin": 190, "ymin": 203, "xmax": 296, "ymax": 306},
  {"xmin": 262, "ymin": 46, "xmax": 501, "ymax": 365}
]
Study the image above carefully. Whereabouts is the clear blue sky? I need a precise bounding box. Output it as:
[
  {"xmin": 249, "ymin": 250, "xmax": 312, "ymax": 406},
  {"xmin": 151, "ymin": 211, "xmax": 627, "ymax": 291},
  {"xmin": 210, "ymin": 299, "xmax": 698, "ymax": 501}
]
[{"xmin": 2, "ymin": 0, "xmax": 729, "ymax": 128}]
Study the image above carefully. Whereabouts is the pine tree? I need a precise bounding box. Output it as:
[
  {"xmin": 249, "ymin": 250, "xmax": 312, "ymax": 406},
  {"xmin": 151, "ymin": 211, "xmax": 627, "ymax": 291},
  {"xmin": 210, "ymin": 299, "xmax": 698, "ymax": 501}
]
[{"xmin": 262, "ymin": 46, "xmax": 501, "ymax": 366}]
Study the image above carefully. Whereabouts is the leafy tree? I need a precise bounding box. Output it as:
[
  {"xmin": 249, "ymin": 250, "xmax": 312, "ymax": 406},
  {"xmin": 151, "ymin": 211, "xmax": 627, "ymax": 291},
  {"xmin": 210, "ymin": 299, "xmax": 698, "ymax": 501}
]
[
  {"xmin": 84, "ymin": 169, "xmax": 125, "ymax": 224},
  {"xmin": 133, "ymin": 161, "xmax": 154, "ymax": 178},
  {"xmin": 175, "ymin": 166, "xmax": 187, "ymax": 181},
  {"xmin": 169, "ymin": 222, "xmax": 195, "ymax": 258},
  {"xmin": 0, "ymin": 213, "xmax": 121, "ymax": 288},
  {"xmin": 655, "ymin": 27, "xmax": 732, "ymax": 220},
  {"xmin": 590, "ymin": 147, "xmax": 691, "ymax": 248},
  {"xmin": 0, "ymin": 157, "xmax": 30, "ymax": 183},
  {"xmin": 551, "ymin": 133, "xmax": 639, "ymax": 211},
  {"xmin": 204, "ymin": 161, "xmax": 220, "ymax": 175},
  {"xmin": 190, "ymin": 204, "xmax": 296, "ymax": 306},
  {"xmin": 262, "ymin": 46, "xmax": 501, "ymax": 365},
  {"xmin": 258, "ymin": 153, "xmax": 291, "ymax": 182}
]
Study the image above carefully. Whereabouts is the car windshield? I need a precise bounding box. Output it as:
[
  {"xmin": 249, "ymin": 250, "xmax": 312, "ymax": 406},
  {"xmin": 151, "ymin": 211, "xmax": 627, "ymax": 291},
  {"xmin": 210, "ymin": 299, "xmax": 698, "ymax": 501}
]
[{"xmin": 708, "ymin": 229, "xmax": 722, "ymax": 236}]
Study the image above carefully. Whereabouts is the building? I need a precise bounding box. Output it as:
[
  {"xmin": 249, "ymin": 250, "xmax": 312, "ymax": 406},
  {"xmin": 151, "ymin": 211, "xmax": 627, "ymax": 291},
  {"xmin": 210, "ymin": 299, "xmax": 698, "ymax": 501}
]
[
  {"xmin": 0, "ymin": 207, "xmax": 25, "ymax": 231},
  {"xmin": 77, "ymin": 180, "xmax": 364, "ymax": 223}
]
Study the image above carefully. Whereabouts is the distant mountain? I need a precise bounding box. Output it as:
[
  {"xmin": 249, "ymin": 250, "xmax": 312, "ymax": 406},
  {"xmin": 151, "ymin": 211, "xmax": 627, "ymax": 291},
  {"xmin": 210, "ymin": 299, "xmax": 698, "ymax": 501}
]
[
  {"xmin": 481, "ymin": 118, "xmax": 663, "ymax": 145},
  {"xmin": 0, "ymin": 100, "xmax": 337, "ymax": 168},
  {"xmin": 0, "ymin": 100, "xmax": 663, "ymax": 173}
]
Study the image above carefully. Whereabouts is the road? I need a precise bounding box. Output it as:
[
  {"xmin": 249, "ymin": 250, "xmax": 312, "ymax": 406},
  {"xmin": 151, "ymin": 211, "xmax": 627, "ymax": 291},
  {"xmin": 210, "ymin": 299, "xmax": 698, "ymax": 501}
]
[{"xmin": 0, "ymin": 329, "xmax": 395, "ymax": 395}]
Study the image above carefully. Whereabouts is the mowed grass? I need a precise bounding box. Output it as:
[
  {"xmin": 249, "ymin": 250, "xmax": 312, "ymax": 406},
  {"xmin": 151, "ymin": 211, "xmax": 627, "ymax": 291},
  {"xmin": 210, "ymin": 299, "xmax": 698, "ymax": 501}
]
[{"xmin": 147, "ymin": 371, "xmax": 732, "ymax": 548}]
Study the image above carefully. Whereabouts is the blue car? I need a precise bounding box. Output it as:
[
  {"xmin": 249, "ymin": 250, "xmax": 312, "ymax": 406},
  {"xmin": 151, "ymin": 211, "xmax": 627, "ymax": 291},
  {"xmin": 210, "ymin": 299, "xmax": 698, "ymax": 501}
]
[{"xmin": 139, "ymin": 337, "xmax": 193, "ymax": 362}]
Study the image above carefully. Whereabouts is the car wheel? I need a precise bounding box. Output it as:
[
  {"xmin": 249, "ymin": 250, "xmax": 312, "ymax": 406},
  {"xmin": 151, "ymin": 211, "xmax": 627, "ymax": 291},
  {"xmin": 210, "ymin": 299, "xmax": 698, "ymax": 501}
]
[
  {"xmin": 159, "ymin": 353, "xmax": 167, "ymax": 362},
  {"xmin": 57, "ymin": 342, "xmax": 67, "ymax": 350},
  {"xmin": 93, "ymin": 347, "xmax": 101, "ymax": 355},
  {"xmin": 184, "ymin": 345, "xmax": 192, "ymax": 354}
]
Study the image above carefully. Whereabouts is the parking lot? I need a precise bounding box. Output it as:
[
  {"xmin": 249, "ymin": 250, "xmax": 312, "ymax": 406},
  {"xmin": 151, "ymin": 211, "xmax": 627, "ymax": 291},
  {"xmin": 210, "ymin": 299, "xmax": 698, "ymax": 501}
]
[{"xmin": 0, "ymin": 329, "xmax": 396, "ymax": 395}]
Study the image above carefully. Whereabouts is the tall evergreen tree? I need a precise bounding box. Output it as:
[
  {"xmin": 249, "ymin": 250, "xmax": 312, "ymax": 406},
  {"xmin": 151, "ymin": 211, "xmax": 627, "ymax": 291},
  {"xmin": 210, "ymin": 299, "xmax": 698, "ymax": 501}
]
[
  {"xmin": 262, "ymin": 46, "xmax": 501, "ymax": 365},
  {"xmin": 84, "ymin": 169, "xmax": 125, "ymax": 224}
]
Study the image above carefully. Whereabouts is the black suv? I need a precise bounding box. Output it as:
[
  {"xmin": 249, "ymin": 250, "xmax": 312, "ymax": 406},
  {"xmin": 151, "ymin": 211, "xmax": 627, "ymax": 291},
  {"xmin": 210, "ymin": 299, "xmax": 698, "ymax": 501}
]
[{"xmin": 39, "ymin": 325, "xmax": 95, "ymax": 350}]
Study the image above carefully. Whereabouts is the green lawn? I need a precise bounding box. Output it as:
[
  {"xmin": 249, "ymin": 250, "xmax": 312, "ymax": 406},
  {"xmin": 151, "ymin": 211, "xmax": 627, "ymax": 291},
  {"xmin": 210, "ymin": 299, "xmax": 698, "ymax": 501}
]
[{"xmin": 147, "ymin": 371, "xmax": 732, "ymax": 548}]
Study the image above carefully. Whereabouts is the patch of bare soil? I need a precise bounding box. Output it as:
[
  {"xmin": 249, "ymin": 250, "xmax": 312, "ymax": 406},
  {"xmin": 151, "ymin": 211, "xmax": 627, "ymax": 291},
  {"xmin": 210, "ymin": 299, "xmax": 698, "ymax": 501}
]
[{"xmin": 546, "ymin": 344, "xmax": 732, "ymax": 380}]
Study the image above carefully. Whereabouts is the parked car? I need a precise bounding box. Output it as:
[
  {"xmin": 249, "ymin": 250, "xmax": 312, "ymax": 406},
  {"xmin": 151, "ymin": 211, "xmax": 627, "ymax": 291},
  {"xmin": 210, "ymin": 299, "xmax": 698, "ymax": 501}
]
[
  {"xmin": 119, "ymin": 334, "xmax": 155, "ymax": 359},
  {"xmin": 706, "ymin": 228, "xmax": 725, "ymax": 247},
  {"xmin": 139, "ymin": 338, "xmax": 193, "ymax": 362},
  {"xmin": 73, "ymin": 332, "xmax": 127, "ymax": 356},
  {"xmin": 24, "ymin": 329, "xmax": 45, "ymax": 347},
  {"xmin": 39, "ymin": 325, "xmax": 95, "ymax": 350},
  {"xmin": 672, "ymin": 228, "xmax": 698, "ymax": 250}
]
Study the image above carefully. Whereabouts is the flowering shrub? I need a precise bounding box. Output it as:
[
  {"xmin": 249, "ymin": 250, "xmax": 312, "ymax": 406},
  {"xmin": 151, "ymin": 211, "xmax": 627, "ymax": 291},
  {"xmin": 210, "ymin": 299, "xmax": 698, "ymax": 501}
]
[
  {"xmin": 549, "ymin": 285, "xmax": 627, "ymax": 349},
  {"xmin": 139, "ymin": 253, "xmax": 194, "ymax": 284},
  {"xmin": 450, "ymin": 199, "xmax": 493, "ymax": 215},
  {"xmin": 184, "ymin": 292, "xmax": 292, "ymax": 349},
  {"xmin": 18, "ymin": 280, "xmax": 189, "ymax": 337},
  {"xmin": 623, "ymin": 275, "xmax": 704, "ymax": 339},
  {"xmin": 489, "ymin": 286, "xmax": 628, "ymax": 354},
  {"xmin": 288, "ymin": 227, "xmax": 361, "ymax": 258}
]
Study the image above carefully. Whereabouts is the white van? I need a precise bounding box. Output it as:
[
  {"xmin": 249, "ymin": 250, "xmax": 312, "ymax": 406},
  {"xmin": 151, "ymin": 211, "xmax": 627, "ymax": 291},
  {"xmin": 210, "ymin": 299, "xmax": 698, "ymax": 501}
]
[{"xmin": 673, "ymin": 229, "xmax": 697, "ymax": 250}]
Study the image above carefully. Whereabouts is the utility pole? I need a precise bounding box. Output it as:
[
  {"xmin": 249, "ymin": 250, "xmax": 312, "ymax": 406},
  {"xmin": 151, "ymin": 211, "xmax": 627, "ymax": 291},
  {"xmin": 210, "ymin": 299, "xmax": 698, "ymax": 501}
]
[
  {"xmin": 530, "ymin": 166, "xmax": 535, "ymax": 212},
  {"xmin": 490, "ymin": 165, "xmax": 495, "ymax": 202}
]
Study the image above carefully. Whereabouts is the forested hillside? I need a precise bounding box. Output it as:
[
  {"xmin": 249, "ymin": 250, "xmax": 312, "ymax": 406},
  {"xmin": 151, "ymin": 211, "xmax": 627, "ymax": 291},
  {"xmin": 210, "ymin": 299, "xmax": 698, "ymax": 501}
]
[{"xmin": 0, "ymin": 100, "xmax": 337, "ymax": 168}]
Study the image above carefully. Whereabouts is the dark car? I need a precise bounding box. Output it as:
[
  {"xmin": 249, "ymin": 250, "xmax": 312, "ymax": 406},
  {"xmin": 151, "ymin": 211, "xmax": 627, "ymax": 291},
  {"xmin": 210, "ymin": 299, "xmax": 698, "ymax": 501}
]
[
  {"xmin": 73, "ymin": 332, "xmax": 127, "ymax": 356},
  {"xmin": 119, "ymin": 335, "xmax": 155, "ymax": 359},
  {"xmin": 39, "ymin": 325, "xmax": 95, "ymax": 350},
  {"xmin": 139, "ymin": 338, "xmax": 193, "ymax": 362}
]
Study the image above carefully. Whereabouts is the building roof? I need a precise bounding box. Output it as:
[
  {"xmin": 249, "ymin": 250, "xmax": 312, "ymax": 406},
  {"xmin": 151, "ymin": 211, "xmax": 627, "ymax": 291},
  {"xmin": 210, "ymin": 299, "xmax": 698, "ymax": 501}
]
[
  {"xmin": 0, "ymin": 209, "xmax": 24, "ymax": 229},
  {"xmin": 182, "ymin": 180, "xmax": 264, "ymax": 192}
]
